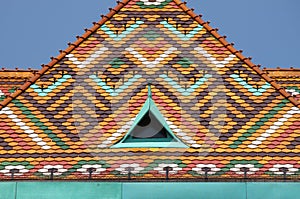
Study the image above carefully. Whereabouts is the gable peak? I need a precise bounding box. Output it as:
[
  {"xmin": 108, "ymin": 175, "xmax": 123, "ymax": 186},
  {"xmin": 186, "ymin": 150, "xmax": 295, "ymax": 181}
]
[{"xmin": 0, "ymin": 0, "xmax": 299, "ymax": 111}]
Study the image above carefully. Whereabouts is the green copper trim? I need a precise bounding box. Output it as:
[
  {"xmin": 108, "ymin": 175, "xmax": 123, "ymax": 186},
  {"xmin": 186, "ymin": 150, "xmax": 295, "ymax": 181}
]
[{"xmin": 148, "ymin": 83, "xmax": 152, "ymax": 98}]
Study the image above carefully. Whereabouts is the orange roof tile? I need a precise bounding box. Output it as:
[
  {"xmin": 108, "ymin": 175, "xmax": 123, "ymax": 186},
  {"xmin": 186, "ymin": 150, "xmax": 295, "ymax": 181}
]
[
  {"xmin": 264, "ymin": 67, "xmax": 300, "ymax": 102},
  {"xmin": 0, "ymin": 69, "xmax": 36, "ymax": 99}
]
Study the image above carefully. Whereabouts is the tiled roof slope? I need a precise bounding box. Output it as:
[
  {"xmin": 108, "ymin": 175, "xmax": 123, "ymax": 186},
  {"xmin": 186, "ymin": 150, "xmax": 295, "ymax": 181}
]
[
  {"xmin": 0, "ymin": 0, "xmax": 300, "ymax": 180},
  {"xmin": 264, "ymin": 68, "xmax": 300, "ymax": 102},
  {"xmin": 0, "ymin": 69, "xmax": 35, "ymax": 101}
]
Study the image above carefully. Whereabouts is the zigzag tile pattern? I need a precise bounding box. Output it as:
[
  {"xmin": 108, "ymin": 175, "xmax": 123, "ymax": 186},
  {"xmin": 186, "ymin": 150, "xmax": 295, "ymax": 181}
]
[{"xmin": 0, "ymin": 0, "xmax": 299, "ymax": 180}]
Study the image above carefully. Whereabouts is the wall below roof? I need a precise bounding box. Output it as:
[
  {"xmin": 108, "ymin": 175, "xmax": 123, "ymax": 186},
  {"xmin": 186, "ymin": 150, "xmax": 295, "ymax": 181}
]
[{"xmin": 0, "ymin": 182, "xmax": 298, "ymax": 199}]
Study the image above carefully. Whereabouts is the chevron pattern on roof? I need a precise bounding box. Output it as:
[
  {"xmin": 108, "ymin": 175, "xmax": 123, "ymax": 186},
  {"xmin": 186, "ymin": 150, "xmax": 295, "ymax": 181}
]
[{"xmin": 0, "ymin": 0, "xmax": 299, "ymax": 180}]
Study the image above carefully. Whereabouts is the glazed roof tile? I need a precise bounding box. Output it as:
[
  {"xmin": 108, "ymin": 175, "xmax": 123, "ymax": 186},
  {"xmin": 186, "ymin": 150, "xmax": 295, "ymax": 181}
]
[
  {"xmin": 0, "ymin": 0, "xmax": 299, "ymax": 180},
  {"xmin": 264, "ymin": 67, "xmax": 300, "ymax": 102},
  {"xmin": 0, "ymin": 69, "xmax": 36, "ymax": 100}
]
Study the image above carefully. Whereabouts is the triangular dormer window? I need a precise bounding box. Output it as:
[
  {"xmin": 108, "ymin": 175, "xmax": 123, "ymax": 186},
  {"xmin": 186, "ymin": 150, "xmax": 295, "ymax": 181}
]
[{"xmin": 111, "ymin": 84, "xmax": 188, "ymax": 148}]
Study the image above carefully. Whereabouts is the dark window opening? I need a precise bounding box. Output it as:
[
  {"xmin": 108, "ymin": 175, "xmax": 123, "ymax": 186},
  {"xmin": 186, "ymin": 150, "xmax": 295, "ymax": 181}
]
[{"xmin": 125, "ymin": 111, "xmax": 172, "ymax": 142}]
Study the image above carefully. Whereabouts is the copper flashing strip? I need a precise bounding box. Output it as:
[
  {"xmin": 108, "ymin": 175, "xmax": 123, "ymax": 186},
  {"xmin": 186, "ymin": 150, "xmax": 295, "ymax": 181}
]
[
  {"xmin": 173, "ymin": 0, "xmax": 299, "ymax": 108},
  {"xmin": 0, "ymin": 0, "xmax": 131, "ymax": 110}
]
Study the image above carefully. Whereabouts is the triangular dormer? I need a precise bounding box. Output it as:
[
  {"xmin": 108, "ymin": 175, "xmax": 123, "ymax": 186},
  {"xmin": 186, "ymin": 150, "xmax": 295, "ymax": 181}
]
[
  {"xmin": 0, "ymin": 0, "xmax": 299, "ymax": 180},
  {"xmin": 112, "ymin": 84, "xmax": 187, "ymax": 148}
]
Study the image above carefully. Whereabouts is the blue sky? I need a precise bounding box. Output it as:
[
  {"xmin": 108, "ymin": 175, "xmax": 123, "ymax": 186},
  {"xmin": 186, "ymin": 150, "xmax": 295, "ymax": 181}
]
[{"xmin": 0, "ymin": 0, "xmax": 299, "ymax": 69}]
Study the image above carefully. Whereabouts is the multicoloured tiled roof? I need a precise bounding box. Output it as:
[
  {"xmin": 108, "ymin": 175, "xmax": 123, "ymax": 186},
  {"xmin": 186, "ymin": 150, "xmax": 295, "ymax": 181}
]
[
  {"xmin": 0, "ymin": 69, "xmax": 35, "ymax": 101},
  {"xmin": 0, "ymin": 0, "xmax": 300, "ymax": 180},
  {"xmin": 264, "ymin": 68, "xmax": 300, "ymax": 102}
]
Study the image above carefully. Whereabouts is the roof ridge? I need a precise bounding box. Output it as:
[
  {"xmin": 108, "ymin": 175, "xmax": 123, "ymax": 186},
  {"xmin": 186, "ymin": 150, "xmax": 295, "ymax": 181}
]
[
  {"xmin": 173, "ymin": 0, "xmax": 299, "ymax": 108},
  {"xmin": 0, "ymin": 68, "xmax": 37, "ymax": 72},
  {"xmin": 0, "ymin": 0, "xmax": 131, "ymax": 110},
  {"xmin": 0, "ymin": 0, "xmax": 299, "ymax": 109},
  {"xmin": 264, "ymin": 67, "xmax": 300, "ymax": 72}
]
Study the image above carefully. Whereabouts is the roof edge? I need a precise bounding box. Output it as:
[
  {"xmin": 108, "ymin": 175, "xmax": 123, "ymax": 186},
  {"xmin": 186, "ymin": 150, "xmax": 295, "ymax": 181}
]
[
  {"xmin": 1, "ymin": 0, "xmax": 298, "ymax": 109},
  {"xmin": 173, "ymin": 0, "xmax": 300, "ymax": 108},
  {"xmin": 0, "ymin": 0, "xmax": 131, "ymax": 110},
  {"xmin": 264, "ymin": 67, "xmax": 300, "ymax": 72},
  {"xmin": 0, "ymin": 68, "xmax": 37, "ymax": 72}
]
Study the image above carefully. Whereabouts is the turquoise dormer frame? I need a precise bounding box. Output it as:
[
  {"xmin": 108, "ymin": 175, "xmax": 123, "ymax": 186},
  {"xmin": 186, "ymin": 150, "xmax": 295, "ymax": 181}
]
[{"xmin": 111, "ymin": 84, "xmax": 188, "ymax": 148}]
